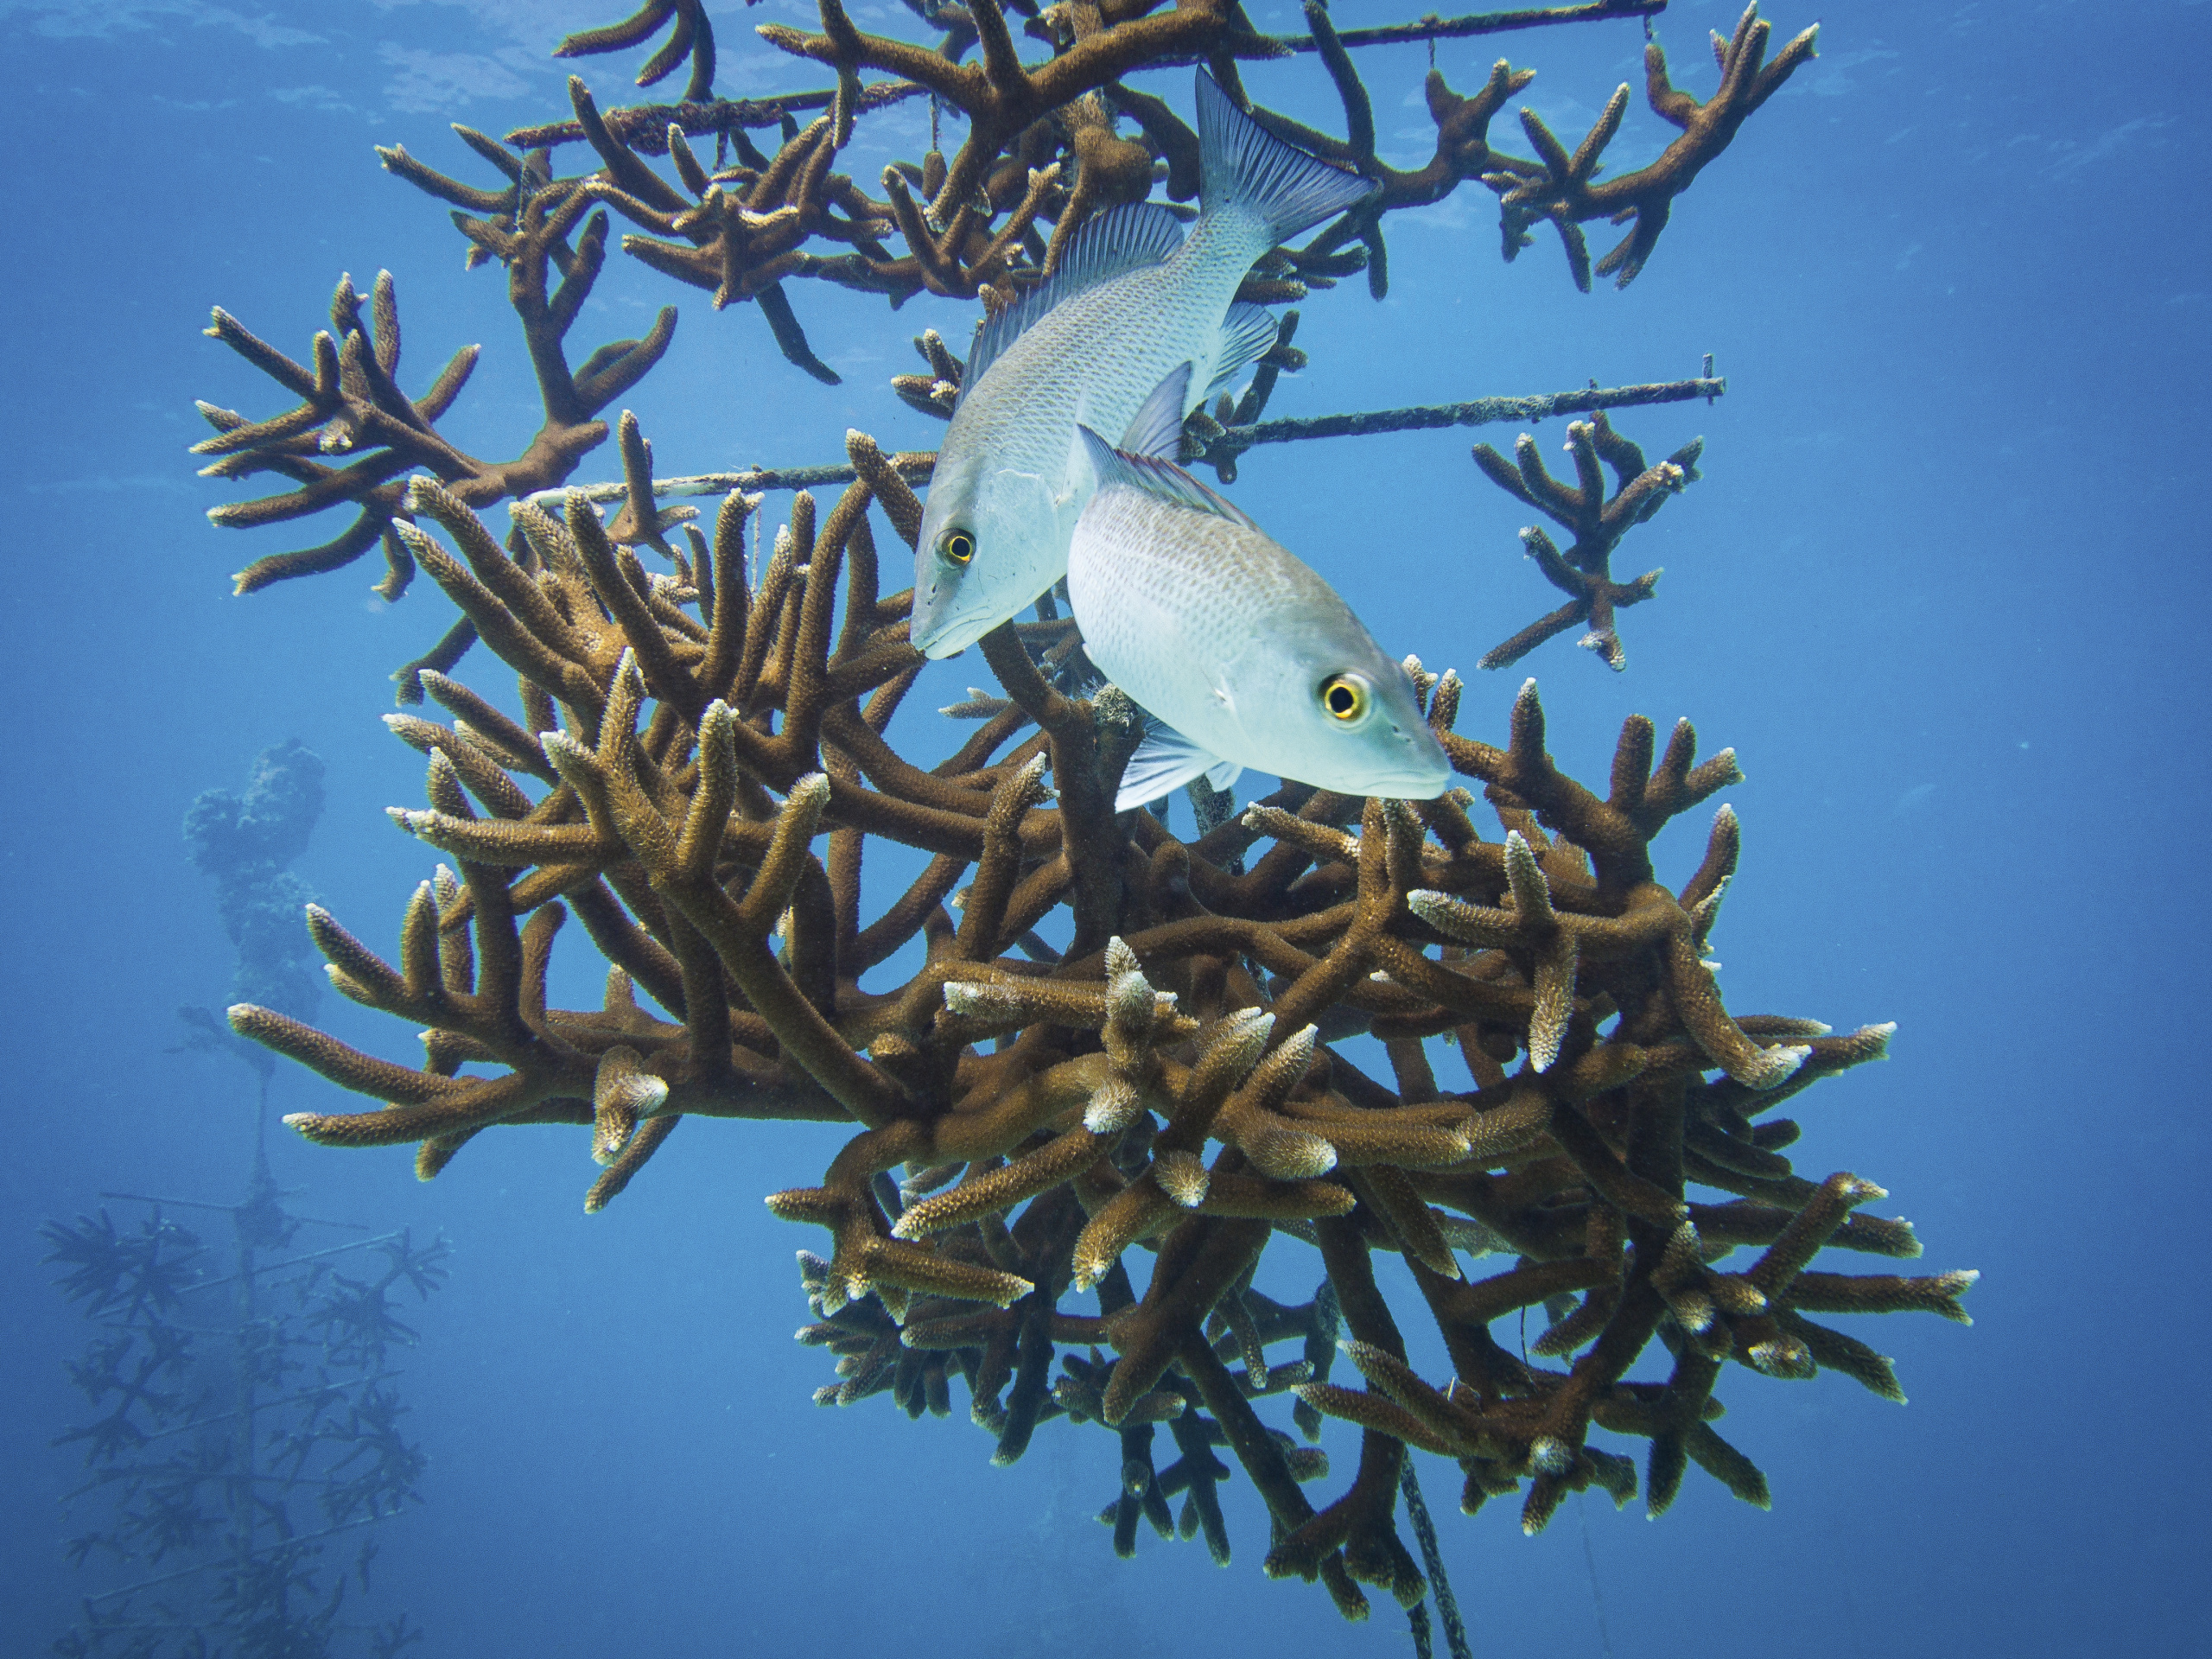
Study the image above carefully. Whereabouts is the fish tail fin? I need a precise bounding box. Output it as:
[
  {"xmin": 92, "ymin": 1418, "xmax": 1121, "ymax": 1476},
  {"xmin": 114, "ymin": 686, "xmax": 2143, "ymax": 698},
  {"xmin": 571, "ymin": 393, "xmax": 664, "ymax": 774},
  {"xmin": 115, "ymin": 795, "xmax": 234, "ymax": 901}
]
[
  {"xmin": 1197, "ymin": 67, "xmax": 1373, "ymax": 245},
  {"xmin": 1115, "ymin": 717, "xmax": 1244, "ymax": 813}
]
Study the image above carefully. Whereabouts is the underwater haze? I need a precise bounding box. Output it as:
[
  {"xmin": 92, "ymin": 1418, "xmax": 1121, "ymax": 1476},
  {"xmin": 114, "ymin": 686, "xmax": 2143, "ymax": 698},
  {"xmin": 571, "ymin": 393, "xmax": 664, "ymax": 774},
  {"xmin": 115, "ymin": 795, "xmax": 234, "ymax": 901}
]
[{"xmin": 2, "ymin": 1, "xmax": 2204, "ymax": 1656}]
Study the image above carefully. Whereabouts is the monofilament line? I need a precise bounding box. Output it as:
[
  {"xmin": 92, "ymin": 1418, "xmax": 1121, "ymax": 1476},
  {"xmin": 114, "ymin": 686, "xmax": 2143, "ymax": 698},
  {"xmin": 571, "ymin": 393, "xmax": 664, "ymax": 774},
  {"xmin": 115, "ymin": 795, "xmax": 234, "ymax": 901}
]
[
  {"xmin": 1401, "ymin": 1459, "xmax": 1473, "ymax": 1659},
  {"xmin": 1576, "ymin": 1494, "xmax": 1616, "ymax": 1659}
]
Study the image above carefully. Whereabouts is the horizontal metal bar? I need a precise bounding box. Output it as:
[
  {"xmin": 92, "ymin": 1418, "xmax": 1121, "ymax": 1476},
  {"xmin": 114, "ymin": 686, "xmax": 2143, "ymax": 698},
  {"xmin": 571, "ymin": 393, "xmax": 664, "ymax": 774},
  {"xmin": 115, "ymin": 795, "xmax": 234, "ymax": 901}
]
[
  {"xmin": 521, "ymin": 370, "xmax": 1723, "ymax": 513},
  {"xmin": 1210, "ymin": 373, "xmax": 1726, "ymax": 452},
  {"xmin": 97, "ymin": 1191, "xmax": 372, "ymax": 1232},
  {"xmin": 511, "ymin": 1, "xmax": 1665, "ymax": 147},
  {"xmin": 83, "ymin": 1514, "xmax": 399, "ymax": 1604},
  {"xmin": 67, "ymin": 1372, "xmax": 409, "ymax": 1452}
]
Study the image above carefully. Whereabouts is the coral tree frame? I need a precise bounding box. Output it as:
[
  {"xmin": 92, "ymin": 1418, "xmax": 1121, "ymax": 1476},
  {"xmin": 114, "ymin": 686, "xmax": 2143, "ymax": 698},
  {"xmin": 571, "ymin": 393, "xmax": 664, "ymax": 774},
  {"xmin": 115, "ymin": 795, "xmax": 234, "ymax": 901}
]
[{"xmin": 191, "ymin": 0, "xmax": 1974, "ymax": 1631}]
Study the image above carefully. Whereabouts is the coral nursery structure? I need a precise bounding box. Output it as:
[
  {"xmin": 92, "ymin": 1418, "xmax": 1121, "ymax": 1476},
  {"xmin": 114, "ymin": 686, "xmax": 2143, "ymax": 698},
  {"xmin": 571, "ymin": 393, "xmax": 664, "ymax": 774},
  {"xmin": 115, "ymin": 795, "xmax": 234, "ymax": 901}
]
[
  {"xmin": 47, "ymin": 748, "xmax": 444, "ymax": 1659},
  {"xmin": 46, "ymin": 1182, "xmax": 446, "ymax": 1659},
  {"xmin": 187, "ymin": 0, "xmax": 1974, "ymax": 1637}
]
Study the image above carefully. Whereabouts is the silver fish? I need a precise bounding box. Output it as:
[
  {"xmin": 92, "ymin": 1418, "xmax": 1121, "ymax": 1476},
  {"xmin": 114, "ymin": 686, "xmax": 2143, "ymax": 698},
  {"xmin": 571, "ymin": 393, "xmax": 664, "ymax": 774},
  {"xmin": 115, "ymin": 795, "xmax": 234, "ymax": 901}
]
[
  {"xmin": 1067, "ymin": 370, "xmax": 1452, "ymax": 810},
  {"xmin": 911, "ymin": 69, "xmax": 1372, "ymax": 659}
]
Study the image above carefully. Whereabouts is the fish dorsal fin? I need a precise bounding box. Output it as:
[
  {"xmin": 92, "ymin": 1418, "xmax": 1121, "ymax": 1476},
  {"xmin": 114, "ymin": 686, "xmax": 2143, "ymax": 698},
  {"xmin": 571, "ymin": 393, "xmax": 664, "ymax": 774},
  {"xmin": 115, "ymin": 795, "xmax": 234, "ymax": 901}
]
[
  {"xmin": 1116, "ymin": 717, "xmax": 1245, "ymax": 813},
  {"xmin": 1206, "ymin": 302, "xmax": 1281, "ymax": 396},
  {"xmin": 1196, "ymin": 67, "xmax": 1376, "ymax": 245},
  {"xmin": 1119, "ymin": 363, "xmax": 1193, "ymax": 461},
  {"xmin": 1076, "ymin": 425, "xmax": 1257, "ymax": 530},
  {"xmin": 964, "ymin": 202, "xmax": 1186, "ymax": 393}
]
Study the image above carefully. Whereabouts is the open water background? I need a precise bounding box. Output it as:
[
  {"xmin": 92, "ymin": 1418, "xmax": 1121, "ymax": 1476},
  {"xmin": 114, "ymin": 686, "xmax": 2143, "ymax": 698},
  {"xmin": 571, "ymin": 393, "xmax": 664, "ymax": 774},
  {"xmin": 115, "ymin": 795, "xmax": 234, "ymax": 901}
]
[{"xmin": 1, "ymin": 0, "xmax": 2204, "ymax": 1654}]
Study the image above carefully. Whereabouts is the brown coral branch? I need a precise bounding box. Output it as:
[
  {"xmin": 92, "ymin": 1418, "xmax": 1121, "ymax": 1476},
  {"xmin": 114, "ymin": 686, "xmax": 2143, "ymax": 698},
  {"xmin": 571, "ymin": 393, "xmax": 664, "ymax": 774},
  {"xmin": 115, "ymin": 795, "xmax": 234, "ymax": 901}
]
[
  {"xmin": 201, "ymin": 239, "xmax": 671, "ymax": 597},
  {"xmin": 190, "ymin": 0, "xmax": 1961, "ymax": 1615},
  {"xmin": 1492, "ymin": 3, "xmax": 1820, "ymax": 288},
  {"xmin": 234, "ymin": 500, "xmax": 1967, "ymax": 1584},
  {"xmin": 1471, "ymin": 409, "xmax": 1703, "ymax": 671}
]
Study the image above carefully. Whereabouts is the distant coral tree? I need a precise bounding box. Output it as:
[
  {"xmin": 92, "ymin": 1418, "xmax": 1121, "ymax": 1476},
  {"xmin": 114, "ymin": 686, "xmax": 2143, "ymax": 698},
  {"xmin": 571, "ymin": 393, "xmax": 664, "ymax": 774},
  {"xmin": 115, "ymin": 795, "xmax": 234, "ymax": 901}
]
[{"xmin": 44, "ymin": 745, "xmax": 448, "ymax": 1659}]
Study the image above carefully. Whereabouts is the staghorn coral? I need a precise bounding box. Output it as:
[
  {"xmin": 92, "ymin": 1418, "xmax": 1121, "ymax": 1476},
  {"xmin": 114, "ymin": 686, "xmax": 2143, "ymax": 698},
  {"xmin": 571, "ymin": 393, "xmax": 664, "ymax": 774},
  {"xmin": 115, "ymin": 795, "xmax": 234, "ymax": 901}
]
[
  {"xmin": 194, "ymin": 0, "xmax": 1812, "ymax": 626},
  {"xmin": 182, "ymin": 0, "xmax": 1972, "ymax": 1637},
  {"xmin": 1491, "ymin": 3, "xmax": 1820, "ymax": 289},
  {"xmin": 197, "ymin": 257, "xmax": 671, "ymax": 600},
  {"xmin": 47, "ymin": 1179, "xmax": 448, "ymax": 1658},
  {"xmin": 557, "ymin": 0, "xmax": 720, "ymax": 106},
  {"xmin": 221, "ymin": 418, "xmax": 1974, "ymax": 1620},
  {"xmin": 1472, "ymin": 405, "xmax": 1705, "ymax": 672}
]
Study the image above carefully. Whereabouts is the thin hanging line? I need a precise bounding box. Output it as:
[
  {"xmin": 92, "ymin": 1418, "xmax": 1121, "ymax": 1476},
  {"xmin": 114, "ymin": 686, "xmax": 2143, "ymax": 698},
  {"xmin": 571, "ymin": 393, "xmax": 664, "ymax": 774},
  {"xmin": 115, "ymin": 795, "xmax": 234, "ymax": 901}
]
[
  {"xmin": 1400, "ymin": 1459, "xmax": 1471, "ymax": 1659},
  {"xmin": 1408, "ymin": 1598, "xmax": 1435, "ymax": 1659},
  {"xmin": 1575, "ymin": 1494, "xmax": 1616, "ymax": 1659}
]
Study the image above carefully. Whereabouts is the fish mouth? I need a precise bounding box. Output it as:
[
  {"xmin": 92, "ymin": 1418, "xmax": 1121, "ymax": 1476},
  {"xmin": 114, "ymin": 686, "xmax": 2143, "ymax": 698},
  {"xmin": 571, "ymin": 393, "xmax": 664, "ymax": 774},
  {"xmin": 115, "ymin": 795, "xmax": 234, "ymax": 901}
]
[
  {"xmin": 1366, "ymin": 770, "xmax": 1452, "ymax": 803},
  {"xmin": 1393, "ymin": 773, "xmax": 1453, "ymax": 803},
  {"xmin": 1401, "ymin": 758, "xmax": 1453, "ymax": 802},
  {"xmin": 914, "ymin": 605, "xmax": 994, "ymax": 659},
  {"xmin": 1361, "ymin": 733, "xmax": 1452, "ymax": 802},
  {"xmin": 1306, "ymin": 760, "xmax": 1452, "ymax": 803}
]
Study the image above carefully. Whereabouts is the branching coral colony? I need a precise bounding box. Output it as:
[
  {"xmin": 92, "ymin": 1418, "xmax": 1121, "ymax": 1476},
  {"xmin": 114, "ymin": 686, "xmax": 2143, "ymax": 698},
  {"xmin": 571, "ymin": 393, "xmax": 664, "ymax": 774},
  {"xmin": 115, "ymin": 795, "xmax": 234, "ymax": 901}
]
[{"xmin": 190, "ymin": 0, "xmax": 1974, "ymax": 1631}]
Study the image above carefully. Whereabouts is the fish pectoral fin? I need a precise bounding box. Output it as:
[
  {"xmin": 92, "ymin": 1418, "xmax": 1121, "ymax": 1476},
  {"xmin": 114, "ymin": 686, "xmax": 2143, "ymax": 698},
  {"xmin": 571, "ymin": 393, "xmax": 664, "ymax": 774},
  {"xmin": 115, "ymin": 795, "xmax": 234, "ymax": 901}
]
[{"xmin": 1115, "ymin": 720, "xmax": 1244, "ymax": 813}]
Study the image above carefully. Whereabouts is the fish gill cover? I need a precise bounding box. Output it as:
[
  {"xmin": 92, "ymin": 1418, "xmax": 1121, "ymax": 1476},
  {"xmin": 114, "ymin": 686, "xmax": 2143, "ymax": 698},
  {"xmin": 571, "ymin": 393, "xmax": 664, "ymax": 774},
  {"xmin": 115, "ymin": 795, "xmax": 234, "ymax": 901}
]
[{"xmin": 185, "ymin": 0, "xmax": 1974, "ymax": 1639}]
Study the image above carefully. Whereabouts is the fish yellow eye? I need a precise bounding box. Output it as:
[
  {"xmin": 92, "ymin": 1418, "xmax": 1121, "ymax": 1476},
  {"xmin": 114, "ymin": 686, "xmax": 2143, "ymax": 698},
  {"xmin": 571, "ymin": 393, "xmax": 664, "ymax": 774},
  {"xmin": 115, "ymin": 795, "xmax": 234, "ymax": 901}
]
[
  {"xmin": 940, "ymin": 529, "xmax": 976, "ymax": 566},
  {"xmin": 1319, "ymin": 674, "xmax": 1369, "ymax": 722}
]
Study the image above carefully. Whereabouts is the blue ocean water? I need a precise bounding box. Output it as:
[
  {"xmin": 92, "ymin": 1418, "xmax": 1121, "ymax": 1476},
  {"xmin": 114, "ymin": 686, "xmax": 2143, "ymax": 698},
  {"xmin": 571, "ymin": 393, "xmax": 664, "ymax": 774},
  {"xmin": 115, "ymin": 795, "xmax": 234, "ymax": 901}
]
[{"xmin": 2, "ymin": 1, "xmax": 2202, "ymax": 1654}]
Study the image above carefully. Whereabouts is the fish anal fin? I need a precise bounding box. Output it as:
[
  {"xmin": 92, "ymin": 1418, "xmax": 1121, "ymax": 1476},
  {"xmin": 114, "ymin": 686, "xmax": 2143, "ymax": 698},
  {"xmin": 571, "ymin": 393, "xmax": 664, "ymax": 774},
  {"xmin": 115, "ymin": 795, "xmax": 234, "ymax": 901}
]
[
  {"xmin": 1118, "ymin": 364, "xmax": 1194, "ymax": 461},
  {"xmin": 1207, "ymin": 302, "xmax": 1282, "ymax": 397}
]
